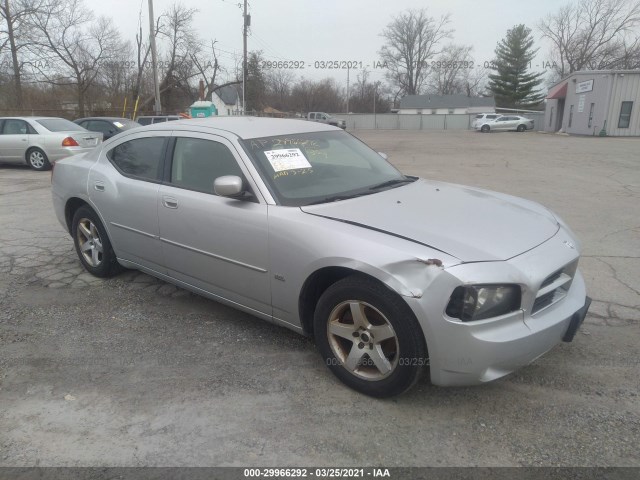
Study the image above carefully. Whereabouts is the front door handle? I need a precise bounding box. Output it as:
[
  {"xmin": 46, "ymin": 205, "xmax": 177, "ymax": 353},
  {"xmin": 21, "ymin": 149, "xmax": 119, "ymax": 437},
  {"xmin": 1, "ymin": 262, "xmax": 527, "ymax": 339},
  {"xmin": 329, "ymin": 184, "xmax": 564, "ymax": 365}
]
[{"xmin": 162, "ymin": 196, "xmax": 178, "ymax": 209}]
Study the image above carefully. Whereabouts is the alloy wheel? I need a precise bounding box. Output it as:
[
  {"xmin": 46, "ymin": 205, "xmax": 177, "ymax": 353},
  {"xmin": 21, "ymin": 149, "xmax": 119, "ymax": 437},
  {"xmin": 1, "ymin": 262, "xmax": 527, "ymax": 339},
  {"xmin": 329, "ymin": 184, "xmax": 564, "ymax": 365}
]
[
  {"xmin": 29, "ymin": 150, "xmax": 45, "ymax": 169},
  {"xmin": 327, "ymin": 300, "xmax": 399, "ymax": 380},
  {"xmin": 76, "ymin": 218, "xmax": 104, "ymax": 267}
]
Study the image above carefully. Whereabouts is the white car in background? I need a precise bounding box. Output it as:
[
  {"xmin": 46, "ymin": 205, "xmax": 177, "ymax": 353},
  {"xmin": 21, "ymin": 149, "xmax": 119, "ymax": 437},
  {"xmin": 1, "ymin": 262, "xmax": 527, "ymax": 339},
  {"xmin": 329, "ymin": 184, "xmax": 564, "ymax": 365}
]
[
  {"xmin": 0, "ymin": 117, "xmax": 103, "ymax": 171},
  {"xmin": 476, "ymin": 115, "xmax": 534, "ymax": 133},
  {"xmin": 472, "ymin": 113, "xmax": 502, "ymax": 129}
]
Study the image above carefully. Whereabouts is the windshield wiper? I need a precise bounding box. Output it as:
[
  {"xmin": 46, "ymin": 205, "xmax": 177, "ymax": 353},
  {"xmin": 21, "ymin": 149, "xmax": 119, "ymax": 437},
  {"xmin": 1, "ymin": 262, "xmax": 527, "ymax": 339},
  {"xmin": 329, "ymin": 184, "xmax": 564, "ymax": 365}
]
[
  {"xmin": 305, "ymin": 192, "xmax": 372, "ymax": 206},
  {"xmin": 368, "ymin": 177, "xmax": 415, "ymax": 191}
]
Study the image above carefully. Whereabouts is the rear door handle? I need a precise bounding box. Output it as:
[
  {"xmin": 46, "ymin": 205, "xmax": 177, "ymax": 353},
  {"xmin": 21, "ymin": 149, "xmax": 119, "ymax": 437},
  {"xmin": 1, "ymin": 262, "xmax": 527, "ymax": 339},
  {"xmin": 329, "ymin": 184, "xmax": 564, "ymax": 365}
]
[
  {"xmin": 162, "ymin": 196, "xmax": 178, "ymax": 209},
  {"xmin": 94, "ymin": 181, "xmax": 105, "ymax": 191}
]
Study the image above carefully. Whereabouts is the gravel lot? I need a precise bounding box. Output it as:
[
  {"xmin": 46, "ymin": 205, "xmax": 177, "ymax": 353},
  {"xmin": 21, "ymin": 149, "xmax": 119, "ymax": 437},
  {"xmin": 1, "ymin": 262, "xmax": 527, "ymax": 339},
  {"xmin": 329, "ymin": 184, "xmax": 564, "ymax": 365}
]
[{"xmin": 0, "ymin": 130, "xmax": 638, "ymax": 467}]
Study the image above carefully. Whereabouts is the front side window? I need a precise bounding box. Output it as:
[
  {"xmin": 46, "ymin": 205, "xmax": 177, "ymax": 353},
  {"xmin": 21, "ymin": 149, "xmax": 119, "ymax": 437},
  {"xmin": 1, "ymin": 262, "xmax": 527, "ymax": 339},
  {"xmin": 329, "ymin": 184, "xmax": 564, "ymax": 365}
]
[
  {"xmin": 2, "ymin": 119, "xmax": 29, "ymax": 135},
  {"xmin": 241, "ymin": 130, "xmax": 410, "ymax": 207},
  {"xmin": 107, "ymin": 137, "xmax": 166, "ymax": 181},
  {"xmin": 170, "ymin": 137, "xmax": 243, "ymax": 194},
  {"xmin": 618, "ymin": 101, "xmax": 633, "ymax": 128}
]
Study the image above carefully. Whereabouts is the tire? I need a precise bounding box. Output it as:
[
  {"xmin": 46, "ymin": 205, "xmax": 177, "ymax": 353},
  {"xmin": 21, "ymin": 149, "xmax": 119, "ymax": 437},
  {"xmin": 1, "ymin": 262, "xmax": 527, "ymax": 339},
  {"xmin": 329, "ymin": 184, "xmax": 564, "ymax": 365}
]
[
  {"xmin": 26, "ymin": 148, "xmax": 51, "ymax": 171},
  {"xmin": 481, "ymin": 125, "xmax": 490, "ymax": 133},
  {"xmin": 517, "ymin": 124, "xmax": 526, "ymax": 132},
  {"xmin": 71, "ymin": 206, "xmax": 121, "ymax": 277},
  {"xmin": 313, "ymin": 275, "xmax": 427, "ymax": 397}
]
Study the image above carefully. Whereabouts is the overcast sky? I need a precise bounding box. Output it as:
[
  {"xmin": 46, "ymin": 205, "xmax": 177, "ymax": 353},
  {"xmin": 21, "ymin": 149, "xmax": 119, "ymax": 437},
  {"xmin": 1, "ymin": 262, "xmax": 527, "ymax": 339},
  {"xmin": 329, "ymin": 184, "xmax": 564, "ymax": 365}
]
[{"xmin": 92, "ymin": 0, "xmax": 568, "ymax": 87}]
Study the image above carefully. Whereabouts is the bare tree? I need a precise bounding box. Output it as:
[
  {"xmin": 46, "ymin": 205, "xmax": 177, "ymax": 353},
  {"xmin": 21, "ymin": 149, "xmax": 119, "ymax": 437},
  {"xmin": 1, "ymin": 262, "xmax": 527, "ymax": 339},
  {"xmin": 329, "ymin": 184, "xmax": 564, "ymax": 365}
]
[
  {"xmin": 290, "ymin": 78, "xmax": 345, "ymax": 113},
  {"xmin": 265, "ymin": 68, "xmax": 295, "ymax": 110},
  {"xmin": 539, "ymin": 0, "xmax": 640, "ymax": 77},
  {"xmin": 0, "ymin": 0, "xmax": 44, "ymax": 107},
  {"xmin": 347, "ymin": 69, "xmax": 390, "ymax": 113},
  {"xmin": 378, "ymin": 8, "xmax": 452, "ymax": 96},
  {"xmin": 428, "ymin": 44, "xmax": 475, "ymax": 95},
  {"xmin": 29, "ymin": 0, "xmax": 123, "ymax": 116}
]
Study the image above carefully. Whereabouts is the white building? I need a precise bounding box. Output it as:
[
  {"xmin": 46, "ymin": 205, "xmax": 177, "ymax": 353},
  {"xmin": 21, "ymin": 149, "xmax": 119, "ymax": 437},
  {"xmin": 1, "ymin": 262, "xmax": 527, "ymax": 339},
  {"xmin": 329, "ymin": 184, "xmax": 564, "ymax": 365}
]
[
  {"xmin": 398, "ymin": 94, "xmax": 496, "ymax": 114},
  {"xmin": 210, "ymin": 85, "xmax": 241, "ymax": 116},
  {"xmin": 544, "ymin": 70, "xmax": 640, "ymax": 136}
]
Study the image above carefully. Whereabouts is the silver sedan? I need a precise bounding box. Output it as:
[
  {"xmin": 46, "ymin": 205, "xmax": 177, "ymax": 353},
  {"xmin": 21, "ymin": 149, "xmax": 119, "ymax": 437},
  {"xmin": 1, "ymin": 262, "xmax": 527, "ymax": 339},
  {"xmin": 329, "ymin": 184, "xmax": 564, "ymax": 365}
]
[
  {"xmin": 51, "ymin": 117, "xmax": 590, "ymax": 397},
  {"xmin": 476, "ymin": 115, "xmax": 535, "ymax": 133},
  {"xmin": 0, "ymin": 117, "xmax": 102, "ymax": 170}
]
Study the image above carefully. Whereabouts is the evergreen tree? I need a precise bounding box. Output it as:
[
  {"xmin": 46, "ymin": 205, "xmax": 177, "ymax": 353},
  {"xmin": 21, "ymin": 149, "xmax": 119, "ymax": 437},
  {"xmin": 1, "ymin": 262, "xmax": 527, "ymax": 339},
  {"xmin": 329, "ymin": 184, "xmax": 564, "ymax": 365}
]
[{"xmin": 488, "ymin": 25, "xmax": 545, "ymax": 109}]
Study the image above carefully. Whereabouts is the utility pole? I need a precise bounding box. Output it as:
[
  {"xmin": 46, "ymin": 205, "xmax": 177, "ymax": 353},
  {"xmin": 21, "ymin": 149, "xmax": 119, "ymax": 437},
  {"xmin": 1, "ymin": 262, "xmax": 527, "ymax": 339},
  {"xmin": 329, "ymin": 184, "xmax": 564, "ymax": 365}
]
[
  {"xmin": 148, "ymin": 0, "xmax": 162, "ymax": 114},
  {"xmin": 346, "ymin": 66, "xmax": 350, "ymax": 114},
  {"xmin": 242, "ymin": 0, "xmax": 248, "ymax": 115}
]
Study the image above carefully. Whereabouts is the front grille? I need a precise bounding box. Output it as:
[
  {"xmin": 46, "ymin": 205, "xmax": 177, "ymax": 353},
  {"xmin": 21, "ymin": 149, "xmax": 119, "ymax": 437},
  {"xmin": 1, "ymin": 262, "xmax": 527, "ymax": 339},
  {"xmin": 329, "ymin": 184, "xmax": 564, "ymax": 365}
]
[
  {"xmin": 533, "ymin": 290, "xmax": 559, "ymax": 313},
  {"xmin": 540, "ymin": 269, "xmax": 563, "ymax": 289},
  {"xmin": 531, "ymin": 261, "xmax": 577, "ymax": 315}
]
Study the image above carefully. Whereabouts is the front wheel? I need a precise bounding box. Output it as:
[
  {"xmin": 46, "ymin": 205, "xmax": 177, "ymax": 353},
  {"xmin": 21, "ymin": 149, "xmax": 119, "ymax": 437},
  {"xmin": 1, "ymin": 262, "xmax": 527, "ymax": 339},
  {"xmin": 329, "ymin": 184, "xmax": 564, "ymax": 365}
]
[
  {"xmin": 26, "ymin": 148, "xmax": 51, "ymax": 171},
  {"xmin": 314, "ymin": 275, "xmax": 427, "ymax": 397},
  {"xmin": 481, "ymin": 125, "xmax": 490, "ymax": 133},
  {"xmin": 71, "ymin": 206, "xmax": 121, "ymax": 277}
]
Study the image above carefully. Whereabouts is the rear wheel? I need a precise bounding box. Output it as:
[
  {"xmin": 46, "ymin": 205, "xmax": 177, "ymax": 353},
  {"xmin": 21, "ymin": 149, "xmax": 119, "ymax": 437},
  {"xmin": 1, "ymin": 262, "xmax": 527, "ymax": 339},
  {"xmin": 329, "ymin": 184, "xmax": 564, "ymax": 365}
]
[
  {"xmin": 314, "ymin": 275, "xmax": 427, "ymax": 397},
  {"xmin": 71, "ymin": 206, "xmax": 121, "ymax": 277},
  {"xmin": 481, "ymin": 125, "xmax": 490, "ymax": 133},
  {"xmin": 517, "ymin": 124, "xmax": 526, "ymax": 132},
  {"xmin": 26, "ymin": 148, "xmax": 51, "ymax": 171}
]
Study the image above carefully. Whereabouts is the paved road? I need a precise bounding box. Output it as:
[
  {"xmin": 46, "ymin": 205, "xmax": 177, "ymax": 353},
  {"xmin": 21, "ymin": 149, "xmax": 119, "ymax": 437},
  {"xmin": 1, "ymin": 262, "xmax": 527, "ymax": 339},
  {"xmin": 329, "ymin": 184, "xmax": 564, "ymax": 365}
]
[{"xmin": 0, "ymin": 131, "xmax": 638, "ymax": 467}]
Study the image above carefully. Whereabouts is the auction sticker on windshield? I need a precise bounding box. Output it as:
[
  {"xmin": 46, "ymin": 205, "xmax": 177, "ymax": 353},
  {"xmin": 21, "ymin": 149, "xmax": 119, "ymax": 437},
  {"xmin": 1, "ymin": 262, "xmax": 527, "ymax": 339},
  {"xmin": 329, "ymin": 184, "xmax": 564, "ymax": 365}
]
[{"xmin": 264, "ymin": 148, "xmax": 312, "ymax": 172}]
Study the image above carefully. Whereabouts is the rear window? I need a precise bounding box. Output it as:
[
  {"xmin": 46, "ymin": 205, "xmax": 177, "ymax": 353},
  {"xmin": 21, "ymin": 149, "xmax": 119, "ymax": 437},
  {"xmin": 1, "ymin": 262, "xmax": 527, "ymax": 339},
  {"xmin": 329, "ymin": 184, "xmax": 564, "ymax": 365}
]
[{"xmin": 36, "ymin": 118, "xmax": 85, "ymax": 132}]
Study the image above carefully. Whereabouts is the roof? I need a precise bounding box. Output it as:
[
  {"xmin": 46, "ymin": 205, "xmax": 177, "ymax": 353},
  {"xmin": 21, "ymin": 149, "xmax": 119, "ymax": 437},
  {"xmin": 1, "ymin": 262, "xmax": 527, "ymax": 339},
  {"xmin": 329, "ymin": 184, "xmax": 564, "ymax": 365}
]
[
  {"xmin": 213, "ymin": 85, "xmax": 239, "ymax": 105},
  {"xmin": 547, "ymin": 69, "xmax": 640, "ymax": 90},
  {"xmin": 74, "ymin": 117, "xmax": 131, "ymax": 122},
  {"xmin": 142, "ymin": 116, "xmax": 338, "ymax": 139},
  {"xmin": 190, "ymin": 101, "xmax": 215, "ymax": 108},
  {"xmin": 400, "ymin": 94, "xmax": 495, "ymax": 109}
]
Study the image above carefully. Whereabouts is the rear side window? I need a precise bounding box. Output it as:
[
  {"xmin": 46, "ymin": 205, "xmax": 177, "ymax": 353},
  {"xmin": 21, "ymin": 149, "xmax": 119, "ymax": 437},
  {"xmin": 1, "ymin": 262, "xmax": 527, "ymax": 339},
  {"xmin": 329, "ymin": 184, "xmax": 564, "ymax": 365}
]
[
  {"xmin": 487, "ymin": 115, "xmax": 499, "ymax": 119},
  {"xmin": 87, "ymin": 120, "xmax": 116, "ymax": 135},
  {"xmin": 107, "ymin": 137, "xmax": 166, "ymax": 181},
  {"xmin": 475, "ymin": 115, "xmax": 483, "ymax": 119}
]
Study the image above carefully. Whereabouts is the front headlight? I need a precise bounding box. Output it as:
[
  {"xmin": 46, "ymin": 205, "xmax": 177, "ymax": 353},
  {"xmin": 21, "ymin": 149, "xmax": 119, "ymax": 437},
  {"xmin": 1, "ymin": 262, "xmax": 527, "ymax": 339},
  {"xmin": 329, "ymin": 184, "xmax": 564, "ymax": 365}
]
[{"xmin": 445, "ymin": 285, "xmax": 521, "ymax": 321}]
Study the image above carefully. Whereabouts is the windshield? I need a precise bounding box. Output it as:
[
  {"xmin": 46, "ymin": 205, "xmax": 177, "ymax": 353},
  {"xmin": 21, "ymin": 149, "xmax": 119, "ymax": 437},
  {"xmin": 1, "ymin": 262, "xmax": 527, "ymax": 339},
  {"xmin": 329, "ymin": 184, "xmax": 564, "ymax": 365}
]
[
  {"xmin": 36, "ymin": 118, "xmax": 85, "ymax": 132},
  {"xmin": 240, "ymin": 131, "xmax": 411, "ymax": 206}
]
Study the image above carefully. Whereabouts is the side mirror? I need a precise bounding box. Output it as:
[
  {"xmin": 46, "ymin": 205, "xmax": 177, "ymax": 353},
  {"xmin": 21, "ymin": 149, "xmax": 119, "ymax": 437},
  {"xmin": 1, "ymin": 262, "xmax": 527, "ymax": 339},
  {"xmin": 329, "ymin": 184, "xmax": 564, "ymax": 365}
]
[
  {"xmin": 378, "ymin": 152, "xmax": 388, "ymax": 160},
  {"xmin": 214, "ymin": 175, "xmax": 243, "ymax": 197}
]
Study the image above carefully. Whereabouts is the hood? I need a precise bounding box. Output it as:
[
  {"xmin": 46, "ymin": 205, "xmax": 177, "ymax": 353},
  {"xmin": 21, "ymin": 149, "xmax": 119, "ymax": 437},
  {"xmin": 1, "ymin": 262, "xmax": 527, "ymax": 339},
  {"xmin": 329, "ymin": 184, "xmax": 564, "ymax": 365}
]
[{"xmin": 300, "ymin": 178, "xmax": 559, "ymax": 262}]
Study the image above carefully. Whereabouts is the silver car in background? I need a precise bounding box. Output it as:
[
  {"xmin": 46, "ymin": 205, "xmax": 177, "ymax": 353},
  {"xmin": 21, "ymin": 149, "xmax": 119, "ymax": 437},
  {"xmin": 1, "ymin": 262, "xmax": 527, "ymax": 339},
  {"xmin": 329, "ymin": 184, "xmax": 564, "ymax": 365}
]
[
  {"xmin": 0, "ymin": 117, "xmax": 102, "ymax": 171},
  {"xmin": 476, "ymin": 115, "xmax": 535, "ymax": 133},
  {"xmin": 51, "ymin": 117, "xmax": 590, "ymax": 397}
]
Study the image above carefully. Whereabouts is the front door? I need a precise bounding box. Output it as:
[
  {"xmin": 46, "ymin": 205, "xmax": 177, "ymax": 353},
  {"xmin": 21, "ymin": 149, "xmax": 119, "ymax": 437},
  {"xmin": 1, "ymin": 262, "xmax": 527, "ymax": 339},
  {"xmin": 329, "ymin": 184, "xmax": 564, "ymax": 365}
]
[
  {"xmin": 157, "ymin": 133, "xmax": 271, "ymax": 315},
  {"xmin": 0, "ymin": 119, "xmax": 31, "ymax": 162}
]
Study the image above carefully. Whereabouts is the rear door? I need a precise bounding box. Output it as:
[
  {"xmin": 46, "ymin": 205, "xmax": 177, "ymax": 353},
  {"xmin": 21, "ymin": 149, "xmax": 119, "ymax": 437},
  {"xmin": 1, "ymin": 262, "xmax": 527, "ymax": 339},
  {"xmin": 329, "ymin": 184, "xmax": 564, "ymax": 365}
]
[
  {"xmin": 157, "ymin": 132, "xmax": 271, "ymax": 315},
  {"xmin": 88, "ymin": 131, "xmax": 169, "ymax": 271}
]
